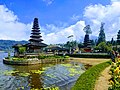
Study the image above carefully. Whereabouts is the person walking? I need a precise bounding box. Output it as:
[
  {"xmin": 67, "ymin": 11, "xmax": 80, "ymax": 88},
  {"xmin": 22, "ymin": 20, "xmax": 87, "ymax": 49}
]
[{"xmin": 111, "ymin": 50, "xmax": 116, "ymax": 63}]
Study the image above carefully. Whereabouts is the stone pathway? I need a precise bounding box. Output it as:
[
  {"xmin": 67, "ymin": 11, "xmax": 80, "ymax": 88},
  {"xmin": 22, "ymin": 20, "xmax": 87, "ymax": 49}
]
[{"xmin": 94, "ymin": 66, "xmax": 111, "ymax": 90}]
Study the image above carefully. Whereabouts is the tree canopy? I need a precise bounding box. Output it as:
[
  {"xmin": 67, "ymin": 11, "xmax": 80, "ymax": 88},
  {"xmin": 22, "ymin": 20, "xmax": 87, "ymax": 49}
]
[{"xmin": 97, "ymin": 23, "xmax": 106, "ymax": 45}]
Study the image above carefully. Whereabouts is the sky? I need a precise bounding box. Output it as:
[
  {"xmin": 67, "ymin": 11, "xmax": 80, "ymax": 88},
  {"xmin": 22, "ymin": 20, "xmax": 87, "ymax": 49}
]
[{"xmin": 0, "ymin": 0, "xmax": 120, "ymax": 44}]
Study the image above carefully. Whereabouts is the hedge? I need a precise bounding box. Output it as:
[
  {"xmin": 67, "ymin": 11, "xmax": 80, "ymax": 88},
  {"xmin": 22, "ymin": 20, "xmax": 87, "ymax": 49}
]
[
  {"xmin": 67, "ymin": 53, "xmax": 111, "ymax": 58},
  {"xmin": 72, "ymin": 61, "xmax": 111, "ymax": 90}
]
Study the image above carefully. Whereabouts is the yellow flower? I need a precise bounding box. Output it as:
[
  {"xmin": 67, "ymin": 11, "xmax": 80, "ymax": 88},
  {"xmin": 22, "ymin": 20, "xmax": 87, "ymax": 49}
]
[
  {"xmin": 118, "ymin": 75, "xmax": 120, "ymax": 79},
  {"xmin": 114, "ymin": 67, "xmax": 120, "ymax": 74},
  {"xmin": 109, "ymin": 80, "xmax": 114, "ymax": 85}
]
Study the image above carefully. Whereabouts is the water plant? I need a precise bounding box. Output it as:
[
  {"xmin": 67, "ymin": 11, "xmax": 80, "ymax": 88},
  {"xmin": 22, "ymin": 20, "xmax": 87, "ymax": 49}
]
[
  {"xmin": 30, "ymin": 70, "xmax": 44, "ymax": 74},
  {"xmin": 3, "ymin": 70, "xmax": 30, "ymax": 77}
]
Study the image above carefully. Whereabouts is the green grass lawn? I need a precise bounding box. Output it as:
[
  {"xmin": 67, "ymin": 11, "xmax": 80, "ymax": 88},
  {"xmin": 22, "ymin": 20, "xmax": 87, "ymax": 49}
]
[{"xmin": 72, "ymin": 60, "xmax": 111, "ymax": 90}]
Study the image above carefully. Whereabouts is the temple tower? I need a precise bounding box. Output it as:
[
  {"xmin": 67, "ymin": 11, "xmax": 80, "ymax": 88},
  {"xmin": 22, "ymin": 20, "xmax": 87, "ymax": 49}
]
[
  {"xmin": 83, "ymin": 25, "xmax": 92, "ymax": 47},
  {"xmin": 26, "ymin": 18, "xmax": 47, "ymax": 53},
  {"xmin": 29, "ymin": 18, "xmax": 43, "ymax": 44}
]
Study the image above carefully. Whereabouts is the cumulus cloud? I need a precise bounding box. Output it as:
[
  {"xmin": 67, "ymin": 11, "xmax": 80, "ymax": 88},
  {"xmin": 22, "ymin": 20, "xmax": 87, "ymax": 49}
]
[
  {"xmin": 84, "ymin": 0, "xmax": 120, "ymax": 40},
  {"xmin": 43, "ymin": 0, "xmax": 120, "ymax": 44},
  {"xmin": 1, "ymin": 0, "xmax": 120, "ymax": 44},
  {"xmin": 111, "ymin": 0, "xmax": 120, "ymax": 2},
  {"xmin": 0, "ymin": 5, "xmax": 31, "ymax": 41},
  {"xmin": 0, "ymin": 5, "xmax": 85, "ymax": 44},
  {"xmin": 42, "ymin": 21, "xmax": 85, "ymax": 44}
]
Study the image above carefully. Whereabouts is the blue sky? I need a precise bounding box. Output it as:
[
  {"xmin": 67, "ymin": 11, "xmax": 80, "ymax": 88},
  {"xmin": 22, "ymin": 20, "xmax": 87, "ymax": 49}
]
[
  {"xmin": 0, "ymin": 0, "xmax": 110, "ymax": 25},
  {"xmin": 0, "ymin": 0, "xmax": 120, "ymax": 44}
]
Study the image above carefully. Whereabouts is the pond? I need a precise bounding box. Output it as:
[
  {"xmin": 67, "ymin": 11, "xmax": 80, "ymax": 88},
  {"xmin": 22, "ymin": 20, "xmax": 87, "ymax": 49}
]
[{"xmin": 0, "ymin": 52, "xmax": 86, "ymax": 90}]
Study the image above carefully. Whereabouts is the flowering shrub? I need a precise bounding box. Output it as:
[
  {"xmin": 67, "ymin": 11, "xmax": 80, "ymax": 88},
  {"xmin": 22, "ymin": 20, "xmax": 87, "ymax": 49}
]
[{"xmin": 109, "ymin": 58, "xmax": 120, "ymax": 90}]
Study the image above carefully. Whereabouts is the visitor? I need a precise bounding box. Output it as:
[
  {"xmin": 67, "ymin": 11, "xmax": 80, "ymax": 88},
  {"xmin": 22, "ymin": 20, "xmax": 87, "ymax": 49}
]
[
  {"xmin": 111, "ymin": 50, "xmax": 116, "ymax": 63},
  {"xmin": 115, "ymin": 51, "xmax": 118, "ymax": 57}
]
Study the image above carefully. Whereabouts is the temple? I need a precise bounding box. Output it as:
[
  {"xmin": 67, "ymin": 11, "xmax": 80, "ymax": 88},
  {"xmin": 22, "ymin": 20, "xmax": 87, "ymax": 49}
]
[
  {"xmin": 83, "ymin": 25, "xmax": 92, "ymax": 47},
  {"xmin": 25, "ymin": 18, "xmax": 47, "ymax": 53},
  {"xmin": 13, "ymin": 18, "xmax": 47, "ymax": 56},
  {"xmin": 83, "ymin": 25, "xmax": 92, "ymax": 52}
]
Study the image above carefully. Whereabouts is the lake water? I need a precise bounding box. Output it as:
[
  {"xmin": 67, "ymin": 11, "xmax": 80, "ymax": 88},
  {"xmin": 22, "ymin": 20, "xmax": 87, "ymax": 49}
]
[{"xmin": 0, "ymin": 52, "xmax": 86, "ymax": 90}]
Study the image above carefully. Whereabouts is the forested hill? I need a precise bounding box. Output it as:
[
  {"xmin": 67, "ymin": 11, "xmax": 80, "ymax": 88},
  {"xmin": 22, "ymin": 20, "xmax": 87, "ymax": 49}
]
[{"xmin": 0, "ymin": 40, "xmax": 28, "ymax": 51}]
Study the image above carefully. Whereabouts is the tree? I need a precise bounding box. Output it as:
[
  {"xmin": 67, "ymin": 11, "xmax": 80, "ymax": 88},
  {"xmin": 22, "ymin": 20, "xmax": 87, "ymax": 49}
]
[
  {"xmin": 97, "ymin": 23, "xmax": 106, "ymax": 45},
  {"xmin": 94, "ymin": 42, "xmax": 112, "ymax": 53},
  {"xmin": 19, "ymin": 47, "xmax": 26, "ymax": 54},
  {"xmin": 117, "ymin": 30, "xmax": 120, "ymax": 45},
  {"xmin": 111, "ymin": 38, "xmax": 114, "ymax": 45},
  {"xmin": 78, "ymin": 42, "xmax": 84, "ymax": 48}
]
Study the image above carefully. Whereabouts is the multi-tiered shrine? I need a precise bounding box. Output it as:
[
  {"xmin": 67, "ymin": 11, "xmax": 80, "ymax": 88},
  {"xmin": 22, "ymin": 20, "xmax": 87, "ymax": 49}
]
[
  {"xmin": 13, "ymin": 18, "xmax": 47, "ymax": 56},
  {"xmin": 25, "ymin": 18, "xmax": 47, "ymax": 53}
]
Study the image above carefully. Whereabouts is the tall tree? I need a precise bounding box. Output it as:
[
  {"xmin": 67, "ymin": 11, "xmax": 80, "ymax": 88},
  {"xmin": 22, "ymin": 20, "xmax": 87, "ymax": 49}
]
[
  {"xmin": 97, "ymin": 23, "xmax": 106, "ymax": 45},
  {"xmin": 111, "ymin": 38, "xmax": 114, "ymax": 45},
  {"xmin": 117, "ymin": 30, "xmax": 120, "ymax": 45}
]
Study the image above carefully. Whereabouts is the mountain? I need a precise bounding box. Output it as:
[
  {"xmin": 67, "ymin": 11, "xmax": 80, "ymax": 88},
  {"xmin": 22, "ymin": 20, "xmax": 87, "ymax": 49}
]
[{"xmin": 0, "ymin": 40, "xmax": 28, "ymax": 51}]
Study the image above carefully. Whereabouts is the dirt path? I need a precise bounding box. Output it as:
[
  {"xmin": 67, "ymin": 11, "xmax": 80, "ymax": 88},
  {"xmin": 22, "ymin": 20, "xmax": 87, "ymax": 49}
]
[{"xmin": 94, "ymin": 66, "xmax": 111, "ymax": 90}]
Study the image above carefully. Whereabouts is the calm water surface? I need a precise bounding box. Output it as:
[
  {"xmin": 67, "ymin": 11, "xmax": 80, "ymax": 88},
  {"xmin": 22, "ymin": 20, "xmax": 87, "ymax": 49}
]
[{"xmin": 0, "ymin": 52, "xmax": 86, "ymax": 90}]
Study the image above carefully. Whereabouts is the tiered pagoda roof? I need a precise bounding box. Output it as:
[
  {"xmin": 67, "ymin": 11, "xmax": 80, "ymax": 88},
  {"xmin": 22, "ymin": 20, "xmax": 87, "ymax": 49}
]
[{"xmin": 26, "ymin": 18, "xmax": 47, "ymax": 48}]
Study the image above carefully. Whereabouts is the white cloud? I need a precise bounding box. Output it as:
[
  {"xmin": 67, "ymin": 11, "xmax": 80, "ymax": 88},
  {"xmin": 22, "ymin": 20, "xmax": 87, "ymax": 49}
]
[
  {"xmin": 84, "ymin": 0, "xmax": 120, "ymax": 41},
  {"xmin": 42, "ymin": 0, "xmax": 54, "ymax": 5},
  {"xmin": 0, "ymin": 5, "xmax": 85, "ymax": 44},
  {"xmin": 0, "ymin": 5, "xmax": 31, "ymax": 41},
  {"xmin": 2, "ymin": 0, "xmax": 120, "ymax": 44},
  {"xmin": 42, "ymin": 21, "xmax": 85, "ymax": 44},
  {"xmin": 111, "ymin": 0, "xmax": 120, "ymax": 2}
]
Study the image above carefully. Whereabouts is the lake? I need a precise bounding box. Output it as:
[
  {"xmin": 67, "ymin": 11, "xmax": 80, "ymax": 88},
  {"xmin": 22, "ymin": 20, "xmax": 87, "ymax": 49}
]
[{"xmin": 0, "ymin": 52, "xmax": 86, "ymax": 90}]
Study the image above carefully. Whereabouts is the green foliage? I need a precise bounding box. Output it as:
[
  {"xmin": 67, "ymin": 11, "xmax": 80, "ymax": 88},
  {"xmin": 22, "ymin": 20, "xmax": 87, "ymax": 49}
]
[
  {"xmin": 64, "ymin": 56, "xmax": 70, "ymax": 58},
  {"xmin": 18, "ymin": 47, "xmax": 26, "ymax": 54},
  {"xmin": 72, "ymin": 61, "xmax": 111, "ymax": 90},
  {"xmin": 38, "ymin": 55, "xmax": 69, "ymax": 59},
  {"xmin": 78, "ymin": 43, "xmax": 84, "ymax": 48},
  {"xmin": 68, "ymin": 53, "xmax": 111, "ymax": 58},
  {"xmin": 117, "ymin": 30, "xmax": 120, "ymax": 45},
  {"xmin": 8, "ymin": 51, "xmax": 11, "ymax": 59},
  {"xmin": 109, "ymin": 59, "xmax": 120, "ymax": 90},
  {"xmin": 64, "ymin": 41, "xmax": 78, "ymax": 49},
  {"xmin": 40, "ymin": 87, "xmax": 59, "ymax": 90},
  {"xmin": 12, "ymin": 57, "xmax": 26, "ymax": 61},
  {"xmin": 97, "ymin": 23, "xmax": 106, "ymax": 45},
  {"xmin": 30, "ymin": 70, "xmax": 44, "ymax": 74},
  {"xmin": 111, "ymin": 38, "xmax": 116, "ymax": 46},
  {"xmin": 94, "ymin": 42, "xmax": 112, "ymax": 53}
]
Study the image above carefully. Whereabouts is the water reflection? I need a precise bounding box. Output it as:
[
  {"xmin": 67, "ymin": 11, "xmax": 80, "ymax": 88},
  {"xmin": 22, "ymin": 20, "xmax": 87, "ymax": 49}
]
[{"xmin": 0, "ymin": 52, "xmax": 86, "ymax": 90}]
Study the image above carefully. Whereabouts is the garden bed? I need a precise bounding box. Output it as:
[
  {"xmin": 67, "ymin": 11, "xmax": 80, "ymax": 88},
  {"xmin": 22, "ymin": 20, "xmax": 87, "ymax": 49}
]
[{"xmin": 3, "ymin": 55, "xmax": 70, "ymax": 65}]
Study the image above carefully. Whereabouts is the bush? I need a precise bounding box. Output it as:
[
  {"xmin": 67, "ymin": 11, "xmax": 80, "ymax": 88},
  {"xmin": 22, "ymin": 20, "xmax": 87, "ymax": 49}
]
[
  {"xmin": 64, "ymin": 56, "xmax": 70, "ymax": 58},
  {"xmin": 19, "ymin": 47, "xmax": 26, "ymax": 54},
  {"xmin": 38, "ymin": 55, "xmax": 46, "ymax": 59},
  {"xmin": 38, "ymin": 55, "xmax": 69, "ymax": 59},
  {"xmin": 12, "ymin": 57, "xmax": 26, "ymax": 61},
  {"xmin": 72, "ymin": 61, "xmax": 111, "ymax": 90},
  {"xmin": 68, "ymin": 53, "xmax": 110, "ymax": 58}
]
